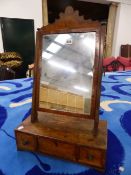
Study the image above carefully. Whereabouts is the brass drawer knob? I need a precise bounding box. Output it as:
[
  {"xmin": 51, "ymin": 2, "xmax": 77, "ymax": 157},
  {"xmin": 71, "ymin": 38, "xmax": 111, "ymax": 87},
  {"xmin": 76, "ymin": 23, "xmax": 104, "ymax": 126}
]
[
  {"xmin": 23, "ymin": 140, "xmax": 30, "ymax": 145},
  {"xmin": 54, "ymin": 141, "xmax": 58, "ymax": 147},
  {"xmin": 87, "ymin": 154, "xmax": 94, "ymax": 160}
]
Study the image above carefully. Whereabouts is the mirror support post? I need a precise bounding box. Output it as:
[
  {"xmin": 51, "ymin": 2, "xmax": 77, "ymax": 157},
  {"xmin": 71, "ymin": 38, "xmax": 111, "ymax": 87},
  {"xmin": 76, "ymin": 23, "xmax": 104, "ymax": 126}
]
[
  {"xmin": 93, "ymin": 109, "xmax": 99, "ymax": 136},
  {"xmin": 93, "ymin": 120, "xmax": 99, "ymax": 136}
]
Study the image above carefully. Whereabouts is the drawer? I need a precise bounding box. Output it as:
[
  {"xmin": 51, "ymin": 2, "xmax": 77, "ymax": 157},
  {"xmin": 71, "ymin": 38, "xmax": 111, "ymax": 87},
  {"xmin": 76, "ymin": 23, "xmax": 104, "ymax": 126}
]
[
  {"xmin": 79, "ymin": 147, "xmax": 105, "ymax": 168},
  {"xmin": 15, "ymin": 131, "xmax": 37, "ymax": 151},
  {"xmin": 38, "ymin": 137, "xmax": 76, "ymax": 161}
]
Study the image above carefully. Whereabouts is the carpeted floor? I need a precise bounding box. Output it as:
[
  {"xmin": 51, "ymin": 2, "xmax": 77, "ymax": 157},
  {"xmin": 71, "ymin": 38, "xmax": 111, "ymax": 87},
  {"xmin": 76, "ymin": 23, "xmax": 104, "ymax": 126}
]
[{"xmin": 0, "ymin": 70, "xmax": 131, "ymax": 175}]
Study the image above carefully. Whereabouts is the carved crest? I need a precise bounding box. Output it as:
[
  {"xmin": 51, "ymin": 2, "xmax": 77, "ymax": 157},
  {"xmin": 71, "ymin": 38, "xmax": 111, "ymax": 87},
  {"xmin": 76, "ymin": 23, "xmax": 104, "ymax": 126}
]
[
  {"xmin": 39, "ymin": 6, "xmax": 100, "ymax": 33},
  {"xmin": 55, "ymin": 6, "xmax": 85, "ymax": 23},
  {"xmin": 55, "ymin": 6, "xmax": 100, "ymax": 26}
]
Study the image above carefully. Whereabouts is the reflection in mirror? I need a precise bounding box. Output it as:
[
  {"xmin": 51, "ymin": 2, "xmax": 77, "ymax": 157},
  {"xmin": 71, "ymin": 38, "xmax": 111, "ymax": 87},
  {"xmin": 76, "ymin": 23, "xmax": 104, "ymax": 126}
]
[{"xmin": 39, "ymin": 32, "xmax": 96, "ymax": 115}]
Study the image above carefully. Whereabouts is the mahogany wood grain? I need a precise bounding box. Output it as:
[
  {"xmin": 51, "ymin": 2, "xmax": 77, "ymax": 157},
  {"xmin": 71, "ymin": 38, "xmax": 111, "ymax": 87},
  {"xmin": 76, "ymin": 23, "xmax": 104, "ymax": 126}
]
[
  {"xmin": 15, "ymin": 6, "xmax": 107, "ymax": 171},
  {"xmin": 15, "ymin": 113, "xmax": 107, "ymax": 170},
  {"xmin": 31, "ymin": 6, "xmax": 103, "ymax": 125},
  {"xmin": 38, "ymin": 137, "xmax": 76, "ymax": 161}
]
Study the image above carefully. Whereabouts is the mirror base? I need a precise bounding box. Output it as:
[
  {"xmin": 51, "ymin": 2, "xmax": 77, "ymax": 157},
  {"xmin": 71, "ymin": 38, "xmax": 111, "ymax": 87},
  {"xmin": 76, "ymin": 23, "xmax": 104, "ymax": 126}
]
[{"xmin": 15, "ymin": 112, "xmax": 107, "ymax": 171}]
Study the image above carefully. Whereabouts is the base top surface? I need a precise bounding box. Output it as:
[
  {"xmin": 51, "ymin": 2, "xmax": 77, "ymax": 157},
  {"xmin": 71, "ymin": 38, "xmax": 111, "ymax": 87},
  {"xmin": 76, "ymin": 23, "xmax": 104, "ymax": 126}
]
[{"xmin": 16, "ymin": 112, "xmax": 107, "ymax": 149}]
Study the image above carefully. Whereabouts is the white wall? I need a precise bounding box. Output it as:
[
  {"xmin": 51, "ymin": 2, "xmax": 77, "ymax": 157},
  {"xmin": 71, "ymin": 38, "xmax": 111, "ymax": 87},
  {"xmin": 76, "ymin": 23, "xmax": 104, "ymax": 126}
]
[
  {"xmin": 108, "ymin": 0, "xmax": 131, "ymax": 5},
  {"xmin": 1, "ymin": 0, "xmax": 131, "ymax": 57},
  {"xmin": 112, "ymin": 3, "xmax": 131, "ymax": 56},
  {"xmin": 0, "ymin": 0, "xmax": 43, "ymax": 52}
]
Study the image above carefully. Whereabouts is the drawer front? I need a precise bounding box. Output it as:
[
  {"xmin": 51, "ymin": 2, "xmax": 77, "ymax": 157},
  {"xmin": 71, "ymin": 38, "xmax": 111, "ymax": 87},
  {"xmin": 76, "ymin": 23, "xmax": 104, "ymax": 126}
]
[
  {"xmin": 79, "ymin": 147, "xmax": 105, "ymax": 168},
  {"xmin": 15, "ymin": 131, "xmax": 37, "ymax": 151},
  {"xmin": 38, "ymin": 137, "xmax": 76, "ymax": 161}
]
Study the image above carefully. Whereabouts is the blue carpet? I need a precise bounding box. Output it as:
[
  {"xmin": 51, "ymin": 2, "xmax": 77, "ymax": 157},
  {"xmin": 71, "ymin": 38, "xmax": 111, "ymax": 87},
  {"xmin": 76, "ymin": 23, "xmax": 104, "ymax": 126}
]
[{"xmin": 0, "ymin": 71, "xmax": 131, "ymax": 175}]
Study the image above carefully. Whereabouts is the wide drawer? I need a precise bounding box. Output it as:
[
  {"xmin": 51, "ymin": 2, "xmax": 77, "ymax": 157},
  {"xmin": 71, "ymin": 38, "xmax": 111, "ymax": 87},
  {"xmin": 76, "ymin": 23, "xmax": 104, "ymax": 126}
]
[
  {"xmin": 79, "ymin": 147, "xmax": 105, "ymax": 168},
  {"xmin": 15, "ymin": 131, "xmax": 37, "ymax": 151},
  {"xmin": 38, "ymin": 137, "xmax": 76, "ymax": 161}
]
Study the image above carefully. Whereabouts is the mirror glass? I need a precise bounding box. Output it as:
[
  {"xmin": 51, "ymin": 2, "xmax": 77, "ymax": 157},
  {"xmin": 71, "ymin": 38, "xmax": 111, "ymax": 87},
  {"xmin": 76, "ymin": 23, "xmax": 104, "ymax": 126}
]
[{"xmin": 39, "ymin": 32, "xmax": 96, "ymax": 115}]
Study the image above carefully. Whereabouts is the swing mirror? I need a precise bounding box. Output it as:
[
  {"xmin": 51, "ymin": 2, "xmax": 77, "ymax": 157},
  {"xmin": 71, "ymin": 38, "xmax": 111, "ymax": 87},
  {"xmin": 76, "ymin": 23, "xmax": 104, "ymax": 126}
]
[
  {"xmin": 31, "ymin": 6, "xmax": 103, "ymax": 120},
  {"xmin": 39, "ymin": 32, "xmax": 96, "ymax": 115}
]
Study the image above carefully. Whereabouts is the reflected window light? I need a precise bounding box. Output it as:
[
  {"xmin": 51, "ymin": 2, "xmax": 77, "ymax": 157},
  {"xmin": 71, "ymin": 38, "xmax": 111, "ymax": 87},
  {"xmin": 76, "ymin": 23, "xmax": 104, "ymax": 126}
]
[
  {"xmin": 83, "ymin": 37, "xmax": 95, "ymax": 51},
  {"xmin": 42, "ymin": 51, "xmax": 53, "ymax": 60},
  {"xmin": 74, "ymin": 85, "xmax": 89, "ymax": 92},
  {"xmin": 88, "ymin": 71, "xmax": 93, "ymax": 77},
  {"xmin": 54, "ymin": 34, "xmax": 71, "ymax": 45},
  {"xmin": 41, "ymin": 81, "xmax": 49, "ymax": 85},
  {"xmin": 48, "ymin": 60, "xmax": 76, "ymax": 73},
  {"xmin": 80, "ymin": 34, "xmax": 85, "ymax": 38},
  {"xmin": 46, "ymin": 43, "xmax": 62, "ymax": 53}
]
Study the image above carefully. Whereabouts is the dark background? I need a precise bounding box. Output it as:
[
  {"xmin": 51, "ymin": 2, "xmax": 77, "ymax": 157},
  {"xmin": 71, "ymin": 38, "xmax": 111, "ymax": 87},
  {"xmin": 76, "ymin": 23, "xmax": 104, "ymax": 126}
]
[
  {"xmin": 1, "ymin": 17, "xmax": 35, "ymax": 78},
  {"xmin": 0, "ymin": 1, "xmax": 109, "ymax": 78},
  {"xmin": 47, "ymin": 0, "xmax": 109, "ymax": 23}
]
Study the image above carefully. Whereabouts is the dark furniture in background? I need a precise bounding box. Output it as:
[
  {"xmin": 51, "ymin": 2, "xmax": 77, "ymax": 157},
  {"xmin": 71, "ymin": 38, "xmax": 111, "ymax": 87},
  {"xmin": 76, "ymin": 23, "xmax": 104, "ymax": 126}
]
[
  {"xmin": 0, "ymin": 52, "xmax": 23, "ymax": 79},
  {"xmin": 26, "ymin": 63, "xmax": 34, "ymax": 77},
  {"xmin": 119, "ymin": 44, "xmax": 131, "ymax": 70},
  {"xmin": 103, "ymin": 55, "xmax": 131, "ymax": 75},
  {"xmin": 0, "ymin": 66, "xmax": 15, "ymax": 81},
  {"xmin": 103, "ymin": 57, "xmax": 125, "ymax": 75},
  {"xmin": 121, "ymin": 44, "xmax": 131, "ymax": 59},
  {"xmin": 117, "ymin": 56, "xmax": 131, "ymax": 70},
  {"xmin": 0, "ymin": 17, "xmax": 35, "ymax": 78}
]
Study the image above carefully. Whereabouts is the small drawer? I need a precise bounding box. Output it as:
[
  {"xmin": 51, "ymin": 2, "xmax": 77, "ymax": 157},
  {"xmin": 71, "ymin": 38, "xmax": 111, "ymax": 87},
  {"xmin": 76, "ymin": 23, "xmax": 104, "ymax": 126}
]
[
  {"xmin": 79, "ymin": 147, "xmax": 104, "ymax": 168},
  {"xmin": 15, "ymin": 131, "xmax": 37, "ymax": 151},
  {"xmin": 38, "ymin": 137, "xmax": 76, "ymax": 161}
]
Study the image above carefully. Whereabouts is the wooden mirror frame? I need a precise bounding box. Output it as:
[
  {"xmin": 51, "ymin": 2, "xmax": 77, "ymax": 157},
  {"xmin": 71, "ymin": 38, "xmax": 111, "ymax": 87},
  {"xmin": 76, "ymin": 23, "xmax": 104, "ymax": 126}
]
[
  {"xmin": 31, "ymin": 6, "xmax": 103, "ymax": 129},
  {"xmin": 15, "ymin": 7, "xmax": 107, "ymax": 171}
]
